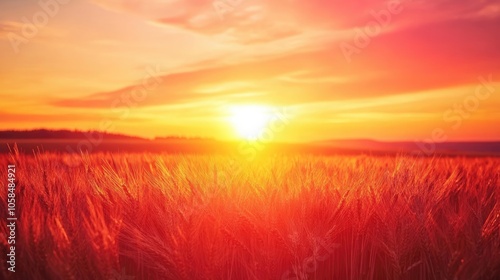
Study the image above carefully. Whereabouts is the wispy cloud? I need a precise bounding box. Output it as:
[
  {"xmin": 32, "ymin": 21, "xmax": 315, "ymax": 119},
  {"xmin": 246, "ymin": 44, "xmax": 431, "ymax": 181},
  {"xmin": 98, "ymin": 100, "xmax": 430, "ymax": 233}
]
[{"xmin": 0, "ymin": 21, "xmax": 23, "ymax": 37}]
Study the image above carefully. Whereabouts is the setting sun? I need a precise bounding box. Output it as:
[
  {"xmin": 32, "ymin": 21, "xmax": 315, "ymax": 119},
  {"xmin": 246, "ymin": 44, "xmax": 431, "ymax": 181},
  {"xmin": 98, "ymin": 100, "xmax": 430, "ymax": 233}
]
[{"xmin": 229, "ymin": 105, "xmax": 273, "ymax": 140}]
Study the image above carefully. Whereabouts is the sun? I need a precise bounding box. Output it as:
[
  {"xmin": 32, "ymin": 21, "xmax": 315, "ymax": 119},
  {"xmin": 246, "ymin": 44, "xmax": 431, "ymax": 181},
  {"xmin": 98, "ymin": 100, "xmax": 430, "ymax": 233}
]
[{"xmin": 229, "ymin": 105, "xmax": 273, "ymax": 140}]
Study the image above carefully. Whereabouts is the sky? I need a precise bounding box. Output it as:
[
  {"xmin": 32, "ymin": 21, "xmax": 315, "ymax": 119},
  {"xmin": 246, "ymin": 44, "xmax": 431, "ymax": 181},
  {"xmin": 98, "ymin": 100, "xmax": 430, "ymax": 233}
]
[{"xmin": 0, "ymin": 0, "xmax": 499, "ymax": 142}]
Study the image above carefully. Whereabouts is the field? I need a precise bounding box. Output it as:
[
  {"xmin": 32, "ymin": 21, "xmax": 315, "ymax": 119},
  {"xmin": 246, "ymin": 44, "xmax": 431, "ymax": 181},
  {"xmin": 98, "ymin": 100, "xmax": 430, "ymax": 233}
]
[{"xmin": 1, "ymin": 151, "xmax": 499, "ymax": 280}]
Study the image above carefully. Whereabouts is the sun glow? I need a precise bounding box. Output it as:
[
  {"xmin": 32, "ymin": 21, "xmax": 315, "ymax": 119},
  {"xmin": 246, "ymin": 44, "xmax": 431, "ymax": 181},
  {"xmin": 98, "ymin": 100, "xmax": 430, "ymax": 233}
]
[{"xmin": 229, "ymin": 105, "xmax": 273, "ymax": 140}]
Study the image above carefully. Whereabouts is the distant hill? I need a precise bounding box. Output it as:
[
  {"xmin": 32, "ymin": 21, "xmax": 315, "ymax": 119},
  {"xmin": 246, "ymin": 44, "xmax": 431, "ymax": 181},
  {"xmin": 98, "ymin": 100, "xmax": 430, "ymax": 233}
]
[
  {"xmin": 0, "ymin": 129, "xmax": 222, "ymax": 154},
  {"xmin": 154, "ymin": 136, "xmax": 215, "ymax": 141},
  {"xmin": 0, "ymin": 129, "xmax": 146, "ymax": 141},
  {"xmin": 314, "ymin": 139, "xmax": 500, "ymax": 156},
  {"xmin": 1, "ymin": 129, "xmax": 499, "ymax": 156},
  {"xmin": 0, "ymin": 129, "xmax": 215, "ymax": 142}
]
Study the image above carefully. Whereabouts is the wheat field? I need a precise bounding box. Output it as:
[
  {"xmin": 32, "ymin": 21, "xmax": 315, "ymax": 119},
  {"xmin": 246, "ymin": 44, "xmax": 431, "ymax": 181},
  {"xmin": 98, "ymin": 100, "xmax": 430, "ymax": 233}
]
[{"xmin": 1, "ymin": 151, "xmax": 499, "ymax": 280}]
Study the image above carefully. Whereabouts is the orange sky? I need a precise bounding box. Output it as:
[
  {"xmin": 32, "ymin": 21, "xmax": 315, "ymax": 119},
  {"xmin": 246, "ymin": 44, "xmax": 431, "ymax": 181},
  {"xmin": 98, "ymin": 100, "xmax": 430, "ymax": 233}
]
[{"xmin": 0, "ymin": 0, "xmax": 499, "ymax": 142}]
